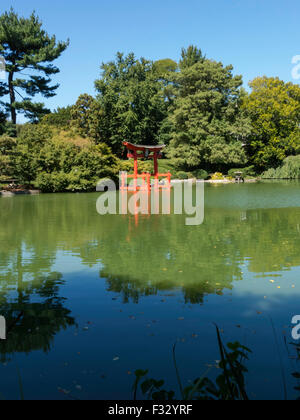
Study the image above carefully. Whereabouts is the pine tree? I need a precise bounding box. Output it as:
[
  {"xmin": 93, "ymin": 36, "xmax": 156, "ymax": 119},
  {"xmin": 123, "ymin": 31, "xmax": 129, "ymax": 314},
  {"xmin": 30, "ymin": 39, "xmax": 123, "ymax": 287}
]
[
  {"xmin": 179, "ymin": 45, "xmax": 204, "ymax": 70},
  {"xmin": 167, "ymin": 57, "xmax": 251, "ymax": 171},
  {"xmin": 0, "ymin": 8, "xmax": 69, "ymax": 124}
]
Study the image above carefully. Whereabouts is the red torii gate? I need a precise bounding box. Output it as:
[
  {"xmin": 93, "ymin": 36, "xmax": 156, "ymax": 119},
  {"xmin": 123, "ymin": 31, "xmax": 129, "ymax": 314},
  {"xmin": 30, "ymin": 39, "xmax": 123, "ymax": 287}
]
[{"xmin": 121, "ymin": 142, "xmax": 171, "ymax": 191}]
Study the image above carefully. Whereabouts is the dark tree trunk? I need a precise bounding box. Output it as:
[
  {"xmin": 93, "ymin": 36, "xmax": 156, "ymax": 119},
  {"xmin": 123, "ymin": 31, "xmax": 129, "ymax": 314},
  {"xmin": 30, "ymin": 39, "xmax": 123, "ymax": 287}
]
[{"xmin": 8, "ymin": 71, "xmax": 16, "ymax": 125}]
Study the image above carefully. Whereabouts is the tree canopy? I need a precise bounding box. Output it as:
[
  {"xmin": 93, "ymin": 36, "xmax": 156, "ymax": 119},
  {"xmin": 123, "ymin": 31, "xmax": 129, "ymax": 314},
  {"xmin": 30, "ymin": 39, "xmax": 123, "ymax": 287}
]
[
  {"xmin": 243, "ymin": 77, "xmax": 300, "ymax": 169},
  {"xmin": 94, "ymin": 52, "xmax": 168, "ymax": 156},
  {"xmin": 0, "ymin": 8, "xmax": 69, "ymax": 124},
  {"xmin": 166, "ymin": 58, "xmax": 251, "ymax": 171}
]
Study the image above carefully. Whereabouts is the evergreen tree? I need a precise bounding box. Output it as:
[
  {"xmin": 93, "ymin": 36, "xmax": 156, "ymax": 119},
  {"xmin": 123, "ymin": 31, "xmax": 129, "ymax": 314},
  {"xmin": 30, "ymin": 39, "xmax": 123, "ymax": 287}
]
[
  {"xmin": 0, "ymin": 8, "xmax": 69, "ymax": 124},
  {"xmin": 179, "ymin": 45, "xmax": 204, "ymax": 70},
  {"xmin": 70, "ymin": 94, "xmax": 103, "ymax": 140},
  {"xmin": 167, "ymin": 58, "xmax": 251, "ymax": 171}
]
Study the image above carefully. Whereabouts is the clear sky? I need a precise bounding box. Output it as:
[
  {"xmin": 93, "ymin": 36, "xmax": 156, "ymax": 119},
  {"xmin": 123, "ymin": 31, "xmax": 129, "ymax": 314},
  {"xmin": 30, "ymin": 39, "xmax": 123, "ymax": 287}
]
[{"xmin": 1, "ymin": 0, "xmax": 299, "ymax": 112}]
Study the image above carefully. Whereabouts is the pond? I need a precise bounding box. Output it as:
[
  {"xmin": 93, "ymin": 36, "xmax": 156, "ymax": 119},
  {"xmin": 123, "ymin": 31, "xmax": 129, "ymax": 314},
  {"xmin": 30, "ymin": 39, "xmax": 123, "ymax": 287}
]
[{"xmin": 0, "ymin": 181, "xmax": 300, "ymax": 400}]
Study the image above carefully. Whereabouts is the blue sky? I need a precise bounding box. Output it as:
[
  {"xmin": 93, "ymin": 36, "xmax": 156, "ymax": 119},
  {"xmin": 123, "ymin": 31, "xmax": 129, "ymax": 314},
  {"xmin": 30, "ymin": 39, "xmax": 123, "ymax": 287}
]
[{"xmin": 1, "ymin": 0, "xmax": 299, "ymax": 113}]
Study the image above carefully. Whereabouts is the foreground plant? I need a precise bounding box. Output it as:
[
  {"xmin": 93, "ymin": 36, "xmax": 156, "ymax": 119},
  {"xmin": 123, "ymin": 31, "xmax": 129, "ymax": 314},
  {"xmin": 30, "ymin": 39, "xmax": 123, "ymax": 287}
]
[{"xmin": 133, "ymin": 326, "xmax": 251, "ymax": 401}]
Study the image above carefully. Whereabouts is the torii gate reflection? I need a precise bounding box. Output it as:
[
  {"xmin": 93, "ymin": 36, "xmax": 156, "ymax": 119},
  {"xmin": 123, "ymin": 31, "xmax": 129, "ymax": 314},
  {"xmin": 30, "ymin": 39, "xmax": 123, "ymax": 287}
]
[{"xmin": 120, "ymin": 188, "xmax": 171, "ymax": 232}]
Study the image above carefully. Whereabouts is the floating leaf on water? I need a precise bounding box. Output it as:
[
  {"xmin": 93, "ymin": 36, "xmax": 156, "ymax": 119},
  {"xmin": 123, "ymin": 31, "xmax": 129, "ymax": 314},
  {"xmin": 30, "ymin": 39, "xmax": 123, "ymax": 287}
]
[
  {"xmin": 178, "ymin": 317, "xmax": 185, "ymax": 321},
  {"xmin": 58, "ymin": 387, "xmax": 70, "ymax": 395},
  {"xmin": 113, "ymin": 357, "xmax": 120, "ymax": 361}
]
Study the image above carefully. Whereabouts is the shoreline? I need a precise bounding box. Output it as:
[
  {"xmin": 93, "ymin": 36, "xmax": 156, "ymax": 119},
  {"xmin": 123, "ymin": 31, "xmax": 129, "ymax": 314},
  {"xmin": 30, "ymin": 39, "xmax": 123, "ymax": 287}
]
[
  {"xmin": 0, "ymin": 179, "xmax": 260, "ymax": 196},
  {"xmin": 0, "ymin": 190, "xmax": 41, "ymax": 197}
]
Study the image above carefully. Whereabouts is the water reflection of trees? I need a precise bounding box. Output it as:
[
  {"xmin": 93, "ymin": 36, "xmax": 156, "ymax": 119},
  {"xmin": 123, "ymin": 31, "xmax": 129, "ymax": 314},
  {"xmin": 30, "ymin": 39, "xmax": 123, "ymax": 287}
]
[
  {"xmin": 1, "ymin": 187, "xmax": 300, "ymax": 307},
  {"xmin": 0, "ymin": 272, "xmax": 75, "ymax": 362}
]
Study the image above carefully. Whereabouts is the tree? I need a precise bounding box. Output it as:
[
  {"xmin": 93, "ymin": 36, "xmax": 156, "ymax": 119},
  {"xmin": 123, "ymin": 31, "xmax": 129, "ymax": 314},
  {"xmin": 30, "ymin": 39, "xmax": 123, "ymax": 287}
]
[
  {"xmin": 0, "ymin": 108, "xmax": 6, "ymax": 135},
  {"xmin": 243, "ymin": 77, "xmax": 300, "ymax": 169},
  {"xmin": 179, "ymin": 45, "xmax": 204, "ymax": 70},
  {"xmin": 167, "ymin": 58, "xmax": 251, "ymax": 171},
  {"xmin": 70, "ymin": 94, "xmax": 103, "ymax": 140},
  {"xmin": 40, "ymin": 106, "xmax": 73, "ymax": 129},
  {"xmin": 153, "ymin": 58, "xmax": 178, "ymax": 77},
  {"xmin": 94, "ymin": 52, "xmax": 168, "ymax": 157},
  {"xmin": 0, "ymin": 134, "xmax": 16, "ymax": 177},
  {"xmin": 0, "ymin": 8, "xmax": 69, "ymax": 124}
]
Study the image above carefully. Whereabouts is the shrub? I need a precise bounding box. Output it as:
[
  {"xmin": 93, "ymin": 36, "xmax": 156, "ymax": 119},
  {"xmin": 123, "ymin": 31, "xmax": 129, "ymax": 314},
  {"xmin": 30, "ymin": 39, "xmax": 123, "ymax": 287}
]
[
  {"xmin": 193, "ymin": 169, "xmax": 209, "ymax": 180},
  {"xmin": 262, "ymin": 155, "xmax": 300, "ymax": 179},
  {"xmin": 176, "ymin": 171, "xmax": 189, "ymax": 180},
  {"xmin": 14, "ymin": 124, "xmax": 120, "ymax": 191},
  {"xmin": 120, "ymin": 160, "xmax": 153, "ymax": 174},
  {"xmin": 211, "ymin": 172, "xmax": 224, "ymax": 180},
  {"xmin": 158, "ymin": 159, "xmax": 174, "ymax": 173},
  {"xmin": 228, "ymin": 166, "xmax": 256, "ymax": 179},
  {"xmin": 35, "ymin": 172, "xmax": 69, "ymax": 193},
  {"xmin": 0, "ymin": 135, "xmax": 16, "ymax": 177}
]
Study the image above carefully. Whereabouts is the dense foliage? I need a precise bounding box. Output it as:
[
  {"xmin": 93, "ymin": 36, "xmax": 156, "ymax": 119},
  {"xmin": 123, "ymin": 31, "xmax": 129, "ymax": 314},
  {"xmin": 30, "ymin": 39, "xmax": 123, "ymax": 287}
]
[
  {"xmin": 243, "ymin": 77, "xmax": 300, "ymax": 169},
  {"xmin": 1, "ymin": 9, "xmax": 300, "ymax": 191},
  {"xmin": 262, "ymin": 155, "xmax": 300, "ymax": 179},
  {"xmin": 166, "ymin": 55, "xmax": 252, "ymax": 172},
  {"xmin": 8, "ymin": 124, "xmax": 119, "ymax": 192},
  {"xmin": 94, "ymin": 52, "xmax": 170, "ymax": 157}
]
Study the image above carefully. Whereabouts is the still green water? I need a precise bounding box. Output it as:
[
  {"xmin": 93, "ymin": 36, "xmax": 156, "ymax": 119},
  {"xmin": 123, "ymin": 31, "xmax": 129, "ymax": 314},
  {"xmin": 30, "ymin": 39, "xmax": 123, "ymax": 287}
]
[{"xmin": 0, "ymin": 182, "xmax": 300, "ymax": 400}]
